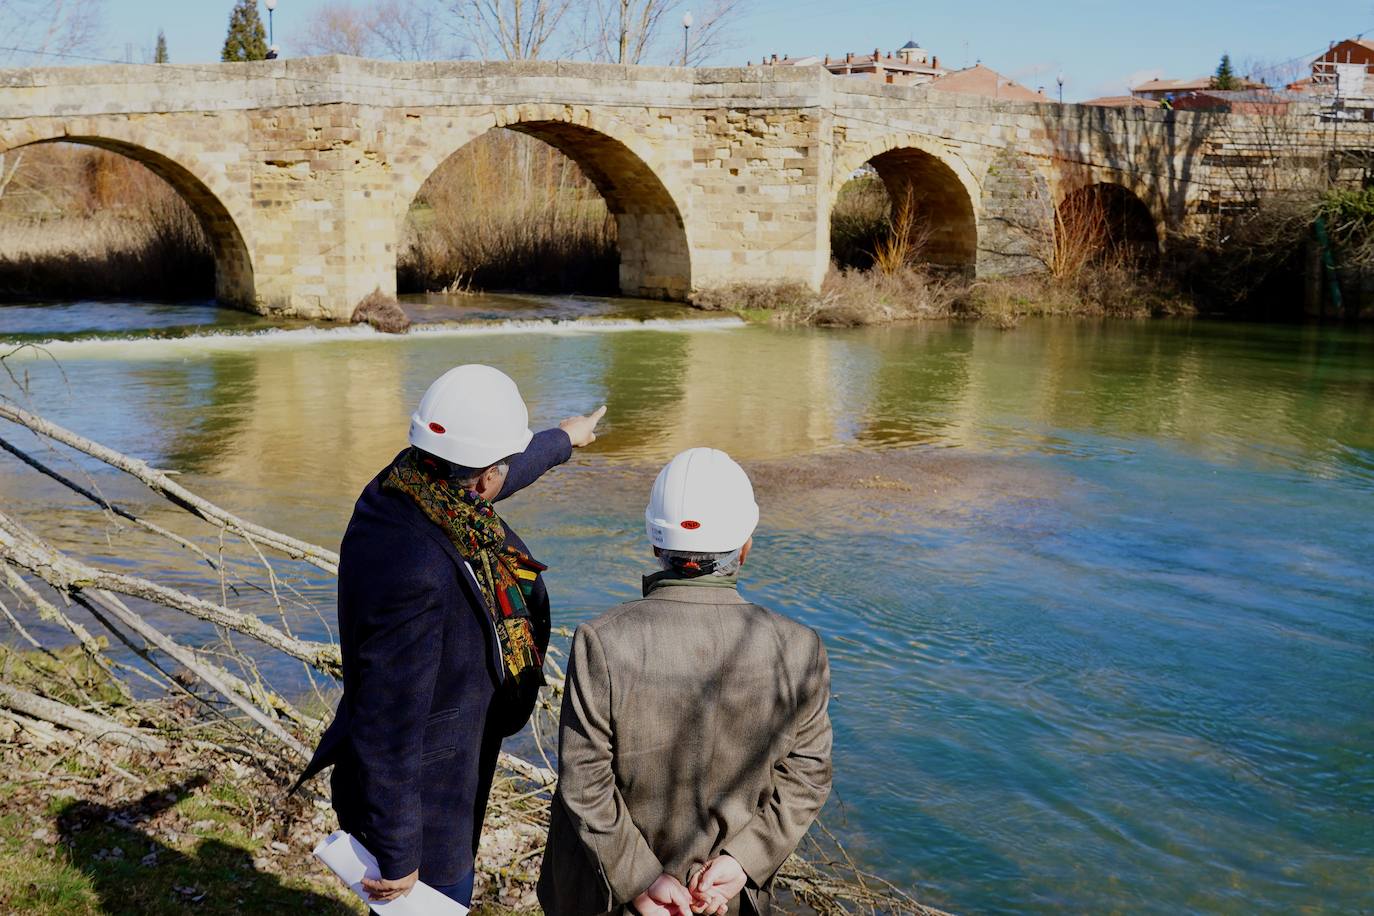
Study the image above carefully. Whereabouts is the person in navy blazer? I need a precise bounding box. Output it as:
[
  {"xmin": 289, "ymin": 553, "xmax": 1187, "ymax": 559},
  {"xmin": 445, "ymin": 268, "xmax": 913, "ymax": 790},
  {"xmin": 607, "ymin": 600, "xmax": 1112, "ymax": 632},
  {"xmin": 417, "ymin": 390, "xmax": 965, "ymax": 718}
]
[{"xmin": 297, "ymin": 365, "xmax": 605, "ymax": 907}]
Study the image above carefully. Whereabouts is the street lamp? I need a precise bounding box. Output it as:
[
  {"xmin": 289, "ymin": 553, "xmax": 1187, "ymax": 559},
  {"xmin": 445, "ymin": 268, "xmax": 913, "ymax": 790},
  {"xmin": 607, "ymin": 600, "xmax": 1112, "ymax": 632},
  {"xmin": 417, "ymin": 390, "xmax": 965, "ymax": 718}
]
[
  {"xmin": 1057, "ymin": 72, "xmax": 1064, "ymax": 104},
  {"xmin": 682, "ymin": 12, "xmax": 693, "ymax": 67},
  {"xmin": 265, "ymin": 0, "xmax": 277, "ymax": 49}
]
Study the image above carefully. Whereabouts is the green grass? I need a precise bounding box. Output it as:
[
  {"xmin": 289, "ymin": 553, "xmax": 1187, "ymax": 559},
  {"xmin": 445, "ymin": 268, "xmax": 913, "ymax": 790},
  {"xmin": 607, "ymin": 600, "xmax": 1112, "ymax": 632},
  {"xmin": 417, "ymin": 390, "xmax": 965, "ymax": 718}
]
[{"xmin": 0, "ymin": 779, "xmax": 361, "ymax": 915}]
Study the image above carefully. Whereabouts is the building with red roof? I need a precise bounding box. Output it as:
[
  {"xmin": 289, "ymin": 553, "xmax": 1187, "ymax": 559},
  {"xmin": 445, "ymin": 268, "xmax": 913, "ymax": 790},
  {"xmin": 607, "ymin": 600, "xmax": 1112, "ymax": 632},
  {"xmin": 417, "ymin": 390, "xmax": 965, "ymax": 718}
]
[
  {"xmin": 928, "ymin": 65, "xmax": 1048, "ymax": 102},
  {"xmin": 1081, "ymin": 95, "xmax": 1163, "ymax": 109},
  {"xmin": 1132, "ymin": 75, "xmax": 1266, "ymax": 101},
  {"xmin": 1309, "ymin": 39, "xmax": 1374, "ymax": 118},
  {"xmin": 764, "ymin": 40, "xmax": 947, "ymax": 86}
]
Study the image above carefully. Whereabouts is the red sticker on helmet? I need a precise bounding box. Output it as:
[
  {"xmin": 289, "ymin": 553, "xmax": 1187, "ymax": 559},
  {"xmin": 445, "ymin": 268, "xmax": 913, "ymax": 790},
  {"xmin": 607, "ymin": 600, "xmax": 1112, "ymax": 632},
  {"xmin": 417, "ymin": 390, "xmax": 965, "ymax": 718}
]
[
  {"xmin": 681, "ymin": 520, "xmax": 701, "ymax": 530},
  {"xmin": 428, "ymin": 422, "xmax": 446, "ymax": 434}
]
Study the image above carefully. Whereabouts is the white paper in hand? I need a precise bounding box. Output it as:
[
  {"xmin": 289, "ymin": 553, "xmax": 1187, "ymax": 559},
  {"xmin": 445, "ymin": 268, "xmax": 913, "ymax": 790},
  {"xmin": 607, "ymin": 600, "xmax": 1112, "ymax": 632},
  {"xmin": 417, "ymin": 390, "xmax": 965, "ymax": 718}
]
[{"xmin": 313, "ymin": 830, "xmax": 469, "ymax": 915}]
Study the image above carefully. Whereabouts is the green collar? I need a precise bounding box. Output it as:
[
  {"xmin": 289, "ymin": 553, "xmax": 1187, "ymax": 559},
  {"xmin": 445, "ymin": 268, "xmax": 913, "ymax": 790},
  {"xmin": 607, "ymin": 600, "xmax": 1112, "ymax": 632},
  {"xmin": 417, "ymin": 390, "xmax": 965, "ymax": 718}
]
[{"xmin": 642, "ymin": 570, "xmax": 740, "ymax": 597}]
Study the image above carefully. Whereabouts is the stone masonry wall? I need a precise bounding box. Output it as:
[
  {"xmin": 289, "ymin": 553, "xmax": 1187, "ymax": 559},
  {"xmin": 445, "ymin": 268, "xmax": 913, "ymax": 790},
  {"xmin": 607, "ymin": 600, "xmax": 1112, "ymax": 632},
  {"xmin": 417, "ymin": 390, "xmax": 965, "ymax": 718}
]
[{"xmin": 1, "ymin": 57, "xmax": 1371, "ymax": 319}]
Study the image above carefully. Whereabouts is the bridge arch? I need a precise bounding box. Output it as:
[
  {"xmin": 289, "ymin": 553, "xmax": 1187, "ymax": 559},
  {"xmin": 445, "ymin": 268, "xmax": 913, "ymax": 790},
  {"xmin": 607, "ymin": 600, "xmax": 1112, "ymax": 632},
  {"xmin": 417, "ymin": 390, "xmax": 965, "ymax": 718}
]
[
  {"xmin": 831, "ymin": 135, "xmax": 980, "ymax": 270},
  {"xmin": 1056, "ymin": 181, "xmax": 1161, "ymax": 265},
  {"xmin": 0, "ymin": 125, "xmax": 255, "ymax": 307},
  {"xmin": 393, "ymin": 107, "xmax": 692, "ymax": 300}
]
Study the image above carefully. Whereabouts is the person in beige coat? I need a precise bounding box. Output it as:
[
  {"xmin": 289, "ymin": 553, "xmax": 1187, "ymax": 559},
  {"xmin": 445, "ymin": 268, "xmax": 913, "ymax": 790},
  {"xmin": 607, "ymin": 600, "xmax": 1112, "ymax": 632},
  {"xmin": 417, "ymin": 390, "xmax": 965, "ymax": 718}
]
[{"xmin": 537, "ymin": 448, "xmax": 833, "ymax": 916}]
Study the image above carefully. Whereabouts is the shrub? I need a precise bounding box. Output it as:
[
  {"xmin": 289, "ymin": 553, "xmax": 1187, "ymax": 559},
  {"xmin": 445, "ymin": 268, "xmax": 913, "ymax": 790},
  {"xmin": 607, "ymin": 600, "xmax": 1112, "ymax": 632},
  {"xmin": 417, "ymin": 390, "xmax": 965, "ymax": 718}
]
[
  {"xmin": 351, "ymin": 288, "xmax": 411, "ymax": 334},
  {"xmin": 829, "ymin": 175, "xmax": 890, "ymax": 271}
]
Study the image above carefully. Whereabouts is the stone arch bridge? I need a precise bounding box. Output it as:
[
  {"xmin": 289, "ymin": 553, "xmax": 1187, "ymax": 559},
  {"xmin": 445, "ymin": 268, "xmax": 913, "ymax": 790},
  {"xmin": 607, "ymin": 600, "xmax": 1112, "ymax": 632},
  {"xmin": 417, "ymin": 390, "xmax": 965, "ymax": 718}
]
[{"xmin": 1, "ymin": 57, "xmax": 1363, "ymax": 318}]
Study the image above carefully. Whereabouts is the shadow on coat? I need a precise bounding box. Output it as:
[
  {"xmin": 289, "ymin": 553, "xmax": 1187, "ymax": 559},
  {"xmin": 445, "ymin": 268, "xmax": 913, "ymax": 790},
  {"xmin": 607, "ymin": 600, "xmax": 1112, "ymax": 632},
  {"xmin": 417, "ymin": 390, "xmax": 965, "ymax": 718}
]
[{"xmin": 54, "ymin": 774, "xmax": 356, "ymax": 915}]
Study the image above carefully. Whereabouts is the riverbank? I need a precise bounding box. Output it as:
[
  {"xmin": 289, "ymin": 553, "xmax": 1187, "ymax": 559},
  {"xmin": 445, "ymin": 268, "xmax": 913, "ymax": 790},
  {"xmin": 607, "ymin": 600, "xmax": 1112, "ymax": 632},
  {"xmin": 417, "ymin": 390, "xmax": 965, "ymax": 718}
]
[
  {"xmin": 695, "ymin": 262, "xmax": 1197, "ymax": 328},
  {"xmin": 0, "ymin": 399, "xmax": 942, "ymax": 916},
  {"xmin": 0, "ymin": 646, "xmax": 540, "ymax": 915},
  {"xmin": 0, "ymin": 644, "xmax": 940, "ymax": 916}
]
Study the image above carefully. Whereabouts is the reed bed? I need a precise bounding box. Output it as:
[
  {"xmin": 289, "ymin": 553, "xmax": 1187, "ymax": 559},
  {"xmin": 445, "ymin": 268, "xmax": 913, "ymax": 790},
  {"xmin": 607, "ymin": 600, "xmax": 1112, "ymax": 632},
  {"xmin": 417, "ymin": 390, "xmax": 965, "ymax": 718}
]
[
  {"xmin": 0, "ymin": 207, "xmax": 213, "ymax": 302},
  {"xmin": 398, "ymin": 131, "xmax": 619, "ymax": 296},
  {"xmin": 0, "ymin": 145, "xmax": 213, "ymax": 302}
]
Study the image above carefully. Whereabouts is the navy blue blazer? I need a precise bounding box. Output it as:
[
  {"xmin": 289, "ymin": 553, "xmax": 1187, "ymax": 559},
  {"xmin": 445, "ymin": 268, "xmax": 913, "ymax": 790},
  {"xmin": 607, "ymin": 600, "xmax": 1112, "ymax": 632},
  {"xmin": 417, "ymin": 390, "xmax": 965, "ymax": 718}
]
[{"xmin": 301, "ymin": 428, "xmax": 572, "ymax": 884}]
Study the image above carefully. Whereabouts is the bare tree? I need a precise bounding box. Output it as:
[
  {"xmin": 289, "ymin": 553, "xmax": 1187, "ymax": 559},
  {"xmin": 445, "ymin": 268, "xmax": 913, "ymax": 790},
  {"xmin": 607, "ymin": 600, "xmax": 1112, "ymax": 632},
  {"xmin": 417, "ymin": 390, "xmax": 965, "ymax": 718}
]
[
  {"xmin": 447, "ymin": 0, "xmax": 577, "ymax": 60},
  {"xmin": 294, "ymin": 0, "xmax": 460, "ymax": 60},
  {"xmin": 372, "ymin": 0, "xmax": 460, "ymax": 60},
  {"xmin": 0, "ymin": 0, "xmax": 103, "ymax": 65},
  {"xmin": 296, "ymin": 1, "xmax": 372, "ymax": 56},
  {"xmin": 0, "ymin": 0, "xmax": 104, "ymax": 205},
  {"xmin": 583, "ymin": 0, "xmax": 745, "ymax": 65},
  {"xmin": 1238, "ymin": 54, "xmax": 1311, "ymax": 90}
]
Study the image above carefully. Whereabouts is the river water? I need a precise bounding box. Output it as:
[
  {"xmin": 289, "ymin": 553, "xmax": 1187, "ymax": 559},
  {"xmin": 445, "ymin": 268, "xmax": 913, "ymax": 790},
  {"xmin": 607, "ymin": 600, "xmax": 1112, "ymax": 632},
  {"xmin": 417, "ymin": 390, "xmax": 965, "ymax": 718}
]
[{"xmin": 1, "ymin": 295, "xmax": 1372, "ymax": 913}]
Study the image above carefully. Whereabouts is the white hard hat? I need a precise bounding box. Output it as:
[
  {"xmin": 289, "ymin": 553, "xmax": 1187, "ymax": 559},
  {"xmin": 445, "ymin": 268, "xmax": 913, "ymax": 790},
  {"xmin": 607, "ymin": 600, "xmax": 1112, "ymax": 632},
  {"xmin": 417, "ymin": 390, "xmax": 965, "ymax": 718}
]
[
  {"xmin": 645, "ymin": 448, "xmax": 759, "ymax": 553},
  {"xmin": 409, "ymin": 365, "xmax": 533, "ymax": 468}
]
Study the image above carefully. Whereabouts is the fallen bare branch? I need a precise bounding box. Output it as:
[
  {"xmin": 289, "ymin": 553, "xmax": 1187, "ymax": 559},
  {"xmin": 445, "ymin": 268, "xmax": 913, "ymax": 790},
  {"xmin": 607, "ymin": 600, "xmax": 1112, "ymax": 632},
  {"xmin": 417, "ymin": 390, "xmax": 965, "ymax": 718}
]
[
  {"xmin": 77, "ymin": 588, "xmax": 310, "ymax": 760},
  {"xmin": 0, "ymin": 508, "xmax": 341, "ymax": 677},
  {"xmin": 0, "ymin": 681, "xmax": 166, "ymax": 752},
  {"xmin": 0, "ymin": 403, "xmax": 339, "ymax": 573},
  {"xmin": 0, "ymin": 432, "xmax": 225, "ymax": 571}
]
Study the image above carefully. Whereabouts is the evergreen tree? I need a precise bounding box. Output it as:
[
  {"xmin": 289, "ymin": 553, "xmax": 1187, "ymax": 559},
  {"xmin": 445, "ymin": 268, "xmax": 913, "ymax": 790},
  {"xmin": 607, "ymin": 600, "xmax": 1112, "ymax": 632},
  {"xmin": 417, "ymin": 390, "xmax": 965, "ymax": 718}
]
[
  {"xmin": 154, "ymin": 29, "xmax": 169, "ymax": 64},
  {"xmin": 1211, "ymin": 54, "xmax": 1238, "ymax": 90},
  {"xmin": 221, "ymin": 0, "xmax": 268, "ymax": 62}
]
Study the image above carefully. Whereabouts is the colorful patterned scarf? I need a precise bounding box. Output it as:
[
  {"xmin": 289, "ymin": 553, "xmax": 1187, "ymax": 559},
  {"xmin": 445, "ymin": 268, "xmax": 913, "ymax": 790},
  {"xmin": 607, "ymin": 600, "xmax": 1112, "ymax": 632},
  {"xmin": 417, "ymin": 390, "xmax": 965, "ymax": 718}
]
[{"xmin": 384, "ymin": 448, "xmax": 547, "ymax": 686}]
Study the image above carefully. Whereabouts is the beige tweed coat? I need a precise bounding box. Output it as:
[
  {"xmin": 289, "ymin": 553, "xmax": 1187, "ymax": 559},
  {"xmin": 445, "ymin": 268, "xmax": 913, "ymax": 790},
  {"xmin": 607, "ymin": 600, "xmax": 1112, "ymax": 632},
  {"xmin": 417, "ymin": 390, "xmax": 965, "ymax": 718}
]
[{"xmin": 536, "ymin": 578, "xmax": 833, "ymax": 916}]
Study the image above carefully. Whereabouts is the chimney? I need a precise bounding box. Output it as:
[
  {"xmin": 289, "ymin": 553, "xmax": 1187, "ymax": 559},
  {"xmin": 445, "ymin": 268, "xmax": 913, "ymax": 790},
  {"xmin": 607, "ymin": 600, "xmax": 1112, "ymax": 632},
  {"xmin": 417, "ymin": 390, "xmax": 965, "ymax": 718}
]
[
  {"xmin": 846, "ymin": 51, "xmax": 853, "ymax": 63},
  {"xmin": 771, "ymin": 53, "xmax": 778, "ymax": 64},
  {"xmin": 874, "ymin": 47, "xmax": 881, "ymax": 60},
  {"xmin": 932, "ymin": 55, "xmax": 939, "ymax": 69},
  {"xmin": 824, "ymin": 54, "xmax": 830, "ymax": 65}
]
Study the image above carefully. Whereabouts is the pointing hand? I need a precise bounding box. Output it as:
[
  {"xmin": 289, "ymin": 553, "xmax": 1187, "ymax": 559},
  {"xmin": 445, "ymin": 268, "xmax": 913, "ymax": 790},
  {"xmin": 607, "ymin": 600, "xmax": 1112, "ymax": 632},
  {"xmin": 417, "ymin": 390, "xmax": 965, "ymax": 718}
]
[{"xmin": 559, "ymin": 405, "xmax": 607, "ymax": 448}]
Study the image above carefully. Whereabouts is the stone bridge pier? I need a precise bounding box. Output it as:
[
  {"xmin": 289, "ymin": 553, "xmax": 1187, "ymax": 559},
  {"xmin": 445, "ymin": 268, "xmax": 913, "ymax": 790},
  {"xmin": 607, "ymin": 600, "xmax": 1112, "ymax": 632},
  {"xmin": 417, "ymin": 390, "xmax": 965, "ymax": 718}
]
[{"xmin": 1, "ymin": 57, "xmax": 1367, "ymax": 319}]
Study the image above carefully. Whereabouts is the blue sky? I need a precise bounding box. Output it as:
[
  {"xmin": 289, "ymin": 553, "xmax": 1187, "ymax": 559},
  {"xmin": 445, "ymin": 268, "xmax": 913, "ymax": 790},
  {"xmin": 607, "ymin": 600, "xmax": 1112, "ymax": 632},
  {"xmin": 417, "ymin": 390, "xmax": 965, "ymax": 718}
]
[{"xmin": 47, "ymin": 0, "xmax": 1374, "ymax": 100}]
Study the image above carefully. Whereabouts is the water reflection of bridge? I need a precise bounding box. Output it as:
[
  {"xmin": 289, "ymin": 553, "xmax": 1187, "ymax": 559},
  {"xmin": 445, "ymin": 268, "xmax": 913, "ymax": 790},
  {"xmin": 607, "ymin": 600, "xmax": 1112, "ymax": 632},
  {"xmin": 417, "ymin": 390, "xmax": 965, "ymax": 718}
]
[{"xmin": 54, "ymin": 320, "xmax": 1368, "ymax": 525}]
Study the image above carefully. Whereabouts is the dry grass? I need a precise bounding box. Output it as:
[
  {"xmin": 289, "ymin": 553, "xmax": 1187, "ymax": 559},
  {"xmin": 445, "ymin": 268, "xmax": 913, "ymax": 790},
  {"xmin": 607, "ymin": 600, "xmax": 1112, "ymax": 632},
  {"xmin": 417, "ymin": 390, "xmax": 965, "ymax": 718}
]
[
  {"xmin": 0, "ymin": 207, "xmax": 212, "ymax": 302},
  {"xmin": 398, "ymin": 131, "xmax": 618, "ymax": 296},
  {"xmin": 829, "ymin": 175, "xmax": 891, "ymax": 272},
  {"xmin": 964, "ymin": 262, "xmax": 1195, "ymax": 328},
  {"xmin": 816, "ymin": 265, "xmax": 960, "ymax": 325},
  {"xmin": 1050, "ymin": 186, "xmax": 1114, "ymax": 281},
  {"xmin": 0, "ymin": 145, "xmax": 213, "ymax": 302},
  {"xmin": 694, "ymin": 265, "xmax": 961, "ymax": 327},
  {"xmin": 0, "ymin": 647, "xmax": 544, "ymax": 915},
  {"xmin": 870, "ymin": 188, "xmax": 932, "ymax": 277},
  {"xmin": 696, "ymin": 260, "xmax": 1194, "ymax": 329}
]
